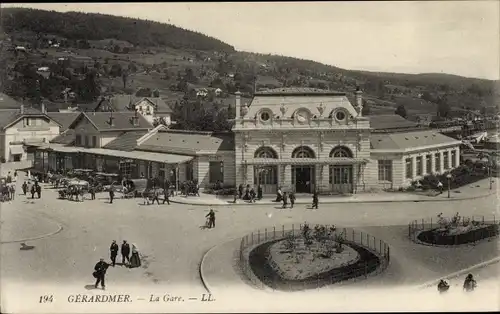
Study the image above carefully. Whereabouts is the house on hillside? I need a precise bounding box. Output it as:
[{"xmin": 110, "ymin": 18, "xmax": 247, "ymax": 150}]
[
  {"xmin": 0, "ymin": 104, "xmax": 61, "ymax": 162},
  {"xmin": 196, "ymin": 88, "xmax": 208, "ymax": 98},
  {"xmin": 94, "ymin": 95, "xmax": 174, "ymax": 126}
]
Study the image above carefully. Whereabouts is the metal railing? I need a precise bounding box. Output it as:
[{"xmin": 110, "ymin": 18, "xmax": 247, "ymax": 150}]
[
  {"xmin": 237, "ymin": 224, "xmax": 390, "ymax": 291},
  {"xmin": 408, "ymin": 215, "xmax": 499, "ymax": 244}
]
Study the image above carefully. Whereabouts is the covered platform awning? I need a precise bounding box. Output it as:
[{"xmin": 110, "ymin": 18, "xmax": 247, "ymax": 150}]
[
  {"xmin": 84, "ymin": 148, "xmax": 193, "ymax": 164},
  {"xmin": 245, "ymin": 157, "xmax": 369, "ymax": 166},
  {"xmin": 10, "ymin": 145, "xmax": 25, "ymax": 155}
]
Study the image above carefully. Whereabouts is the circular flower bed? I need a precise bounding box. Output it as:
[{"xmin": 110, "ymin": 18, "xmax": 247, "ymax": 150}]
[
  {"xmin": 247, "ymin": 224, "xmax": 384, "ymax": 291},
  {"xmin": 268, "ymin": 236, "xmax": 360, "ymax": 281}
]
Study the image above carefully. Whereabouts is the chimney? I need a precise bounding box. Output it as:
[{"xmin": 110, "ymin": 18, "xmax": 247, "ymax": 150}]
[
  {"xmin": 108, "ymin": 112, "xmax": 115, "ymax": 126},
  {"xmin": 20, "ymin": 104, "xmax": 24, "ymax": 114},
  {"xmin": 41, "ymin": 103, "xmax": 46, "ymax": 114},
  {"xmin": 355, "ymin": 87, "xmax": 363, "ymax": 117},
  {"xmin": 235, "ymin": 91, "xmax": 241, "ymax": 120},
  {"xmin": 131, "ymin": 111, "xmax": 140, "ymax": 126}
]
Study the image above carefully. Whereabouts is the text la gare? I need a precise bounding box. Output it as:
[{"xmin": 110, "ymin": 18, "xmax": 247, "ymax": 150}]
[{"xmin": 149, "ymin": 293, "xmax": 215, "ymax": 302}]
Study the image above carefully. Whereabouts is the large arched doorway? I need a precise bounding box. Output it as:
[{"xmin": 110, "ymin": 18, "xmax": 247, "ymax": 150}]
[
  {"xmin": 254, "ymin": 146, "xmax": 278, "ymax": 194},
  {"xmin": 329, "ymin": 146, "xmax": 354, "ymax": 194},
  {"xmin": 291, "ymin": 146, "xmax": 316, "ymax": 193}
]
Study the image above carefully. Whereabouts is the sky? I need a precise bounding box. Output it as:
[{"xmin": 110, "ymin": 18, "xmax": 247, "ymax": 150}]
[{"xmin": 2, "ymin": 1, "xmax": 499, "ymax": 80}]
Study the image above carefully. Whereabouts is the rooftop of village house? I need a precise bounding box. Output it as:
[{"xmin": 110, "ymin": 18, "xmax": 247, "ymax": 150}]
[
  {"xmin": 68, "ymin": 111, "xmax": 153, "ymax": 131},
  {"xmin": 137, "ymin": 130, "xmax": 235, "ymax": 155}
]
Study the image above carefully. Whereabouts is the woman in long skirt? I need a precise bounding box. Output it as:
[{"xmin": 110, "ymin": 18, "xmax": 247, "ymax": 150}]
[{"xmin": 129, "ymin": 243, "xmax": 141, "ymax": 268}]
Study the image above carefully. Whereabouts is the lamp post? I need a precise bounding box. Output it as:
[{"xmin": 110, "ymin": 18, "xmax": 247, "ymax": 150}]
[
  {"xmin": 489, "ymin": 164, "xmax": 493, "ymax": 190},
  {"xmin": 446, "ymin": 173, "xmax": 452, "ymax": 198}
]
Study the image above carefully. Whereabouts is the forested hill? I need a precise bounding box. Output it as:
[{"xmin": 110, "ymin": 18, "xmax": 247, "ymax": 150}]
[{"xmin": 1, "ymin": 8, "xmax": 235, "ymax": 52}]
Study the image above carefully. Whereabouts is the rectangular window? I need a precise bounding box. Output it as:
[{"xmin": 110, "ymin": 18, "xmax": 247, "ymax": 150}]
[
  {"xmin": 186, "ymin": 162, "xmax": 194, "ymax": 181},
  {"xmin": 416, "ymin": 156, "xmax": 423, "ymax": 176},
  {"xmin": 209, "ymin": 161, "xmax": 224, "ymax": 184},
  {"xmin": 435, "ymin": 153, "xmax": 441, "ymax": 173},
  {"xmin": 451, "ymin": 150, "xmax": 457, "ymax": 168},
  {"xmin": 443, "ymin": 151, "xmax": 449, "ymax": 170},
  {"xmin": 92, "ymin": 136, "xmax": 97, "ymax": 148},
  {"xmin": 24, "ymin": 118, "xmax": 31, "ymax": 127},
  {"xmin": 378, "ymin": 160, "xmax": 392, "ymax": 182},
  {"xmin": 84, "ymin": 136, "xmax": 89, "ymax": 147},
  {"xmin": 75, "ymin": 134, "xmax": 82, "ymax": 146},
  {"xmin": 405, "ymin": 158, "xmax": 413, "ymax": 179},
  {"xmin": 426, "ymin": 155, "xmax": 432, "ymax": 174}
]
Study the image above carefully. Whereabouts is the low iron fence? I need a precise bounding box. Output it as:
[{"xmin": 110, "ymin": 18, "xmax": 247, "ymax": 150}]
[
  {"xmin": 408, "ymin": 215, "xmax": 499, "ymax": 243},
  {"xmin": 238, "ymin": 223, "xmax": 390, "ymax": 291}
]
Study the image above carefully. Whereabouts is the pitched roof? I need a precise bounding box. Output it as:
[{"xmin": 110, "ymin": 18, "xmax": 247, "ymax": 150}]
[
  {"xmin": 70, "ymin": 112, "xmax": 153, "ymax": 132},
  {"xmin": 0, "ymin": 108, "xmax": 62, "ymax": 130},
  {"xmin": 104, "ymin": 95, "xmax": 173, "ymax": 113},
  {"xmin": 370, "ymin": 130, "xmax": 461, "ymax": 151},
  {"xmin": 368, "ymin": 114, "xmax": 419, "ymax": 130},
  {"xmin": 50, "ymin": 129, "xmax": 75, "ymax": 145},
  {"xmin": 0, "ymin": 93, "xmax": 23, "ymax": 109},
  {"xmin": 46, "ymin": 112, "xmax": 80, "ymax": 131},
  {"xmin": 137, "ymin": 131, "xmax": 234, "ymax": 155},
  {"xmin": 103, "ymin": 131, "xmax": 148, "ymax": 151}
]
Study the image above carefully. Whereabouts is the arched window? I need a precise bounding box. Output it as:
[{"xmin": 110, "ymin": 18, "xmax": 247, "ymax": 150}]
[
  {"xmin": 253, "ymin": 146, "xmax": 278, "ymax": 190},
  {"xmin": 330, "ymin": 146, "xmax": 353, "ymax": 158},
  {"xmin": 292, "ymin": 146, "xmax": 315, "ymax": 158},
  {"xmin": 254, "ymin": 146, "xmax": 278, "ymax": 159}
]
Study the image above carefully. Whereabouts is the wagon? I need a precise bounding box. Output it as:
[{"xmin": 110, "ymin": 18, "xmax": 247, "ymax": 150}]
[{"xmin": 122, "ymin": 179, "xmax": 148, "ymax": 198}]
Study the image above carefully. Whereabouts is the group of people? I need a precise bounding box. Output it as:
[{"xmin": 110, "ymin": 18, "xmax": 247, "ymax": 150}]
[
  {"xmin": 22, "ymin": 180, "xmax": 42, "ymax": 199},
  {"xmin": 93, "ymin": 240, "xmax": 141, "ymax": 290},
  {"xmin": 276, "ymin": 187, "xmax": 319, "ymax": 209},
  {"xmin": 437, "ymin": 274, "xmax": 478, "ymax": 293},
  {"xmin": 236, "ymin": 184, "xmax": 262, "ymax": 202}
]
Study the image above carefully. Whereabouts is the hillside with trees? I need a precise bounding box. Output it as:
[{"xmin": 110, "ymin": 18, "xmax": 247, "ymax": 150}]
[
  {"xmin": 0, "ymin": 7, "xmax": 498, "ymax": 131},
  {"xmin": 1, "ymin": 8, "xmax": 235, "ymax": 52}
]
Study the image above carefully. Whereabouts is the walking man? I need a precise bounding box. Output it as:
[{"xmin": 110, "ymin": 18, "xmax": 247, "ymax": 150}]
[
  {"xmin": 163, "ymin": 188, "xmax": 170, "ymax": 205},
  {"xmin": 89, "ymin": 186, "xmax": 96, "ymax": 200},
  {"xmin": 109, "ymin": 186, "xmax": 115, "ymax": 204},
  {"xmin": 312, "ymin": 190, "xmax": 319, "ymax": 209},
  {"xmin": 36, "ymin": 183, "xmax": 41, "ymax": 199},
  {"xmin": 121, "ymin": 240, "xmax": 130, "ymax": 266},
  {"xmin": 94, "ymin": 258, "xmax": 109, "ymax": 290},
  {"xmin": 109, "ymin": 240, "xmax": 119, "ymax": 267},
  {"xmin": 206, "ymin": 209, "xmax": 216, "ymax": 229},
  {"xmin": 282, "ymin": 192, "xmax": 288, "ymax": 209},
  {"xmin": 152, "ymin": 189, "xmax": 160, "ymax": 205},
  {"xmin": 22, "ymin": 181, "xmax": 27, "ymax": 195},
  {"xmin": 289, "ymin": 192, "xmax": 296, "ymax": 209}
]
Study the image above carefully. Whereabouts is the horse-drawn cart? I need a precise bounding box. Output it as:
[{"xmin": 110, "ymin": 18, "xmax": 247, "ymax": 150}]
[
  {"xmin": 58, "ymin": 180, "xmax": 89, "ymax": 201},
  {"xmin": 122, "ymin": 179, "xmax": 148, "ymax": 198}
]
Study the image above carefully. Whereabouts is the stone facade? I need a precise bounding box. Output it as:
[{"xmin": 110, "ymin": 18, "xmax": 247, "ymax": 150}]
[{"xmin": 232, "ymin": 88, "xmax": 372, "ymax": 194}]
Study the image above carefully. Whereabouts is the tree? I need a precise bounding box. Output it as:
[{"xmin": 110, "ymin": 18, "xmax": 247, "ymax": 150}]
[
  {"xmin": 109, "ymin": 63, "xmax": 122, "ymax": 77},
  {"xmin": 395, "ymin": 104, "xmax": 407, "ymax": 118},
  {"xmin": 437, "ymin": 98, "xmax": 451, "ymax": 118},
  {"xmin": 121, "ymin": 70, "xmax": 129, "ymax": 88},
  {"xmin": 136, "ymin": 87, "xmax": 152, "ymax": 97}
]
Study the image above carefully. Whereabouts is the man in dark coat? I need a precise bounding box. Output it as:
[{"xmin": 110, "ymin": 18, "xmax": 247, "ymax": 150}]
[
  {"xmin": 36, "ymin": 184, "xmax": 41, "ymax": 199},
  {"xmin": 109, "ymin": 186, "xmax": 115, "ymax": 204},
  {"xmin": 121, "ymin": 240, "xmax": 130, "ymax": 266},
  {"xmin": 206, "ymin": 209, "xmax": 216, "ymax": 229},
  {"xmin": 152, "ymin": 189, "xmax": 160, "ymax": 205},
  {"xmin": 109, "ymin": 240, "xmax": 119, "ymax": 267},
  {"xmin": 257, "ymin": 185, "xmax": 263, "ymax": 200},
  {"xmin": 312, "ymin": 190, "xmax": 319, "ymax": 209},
  {"xmin": 30, "ymin": 184, "xmax": 35, "ymax": 199},
  {"xmin": 89, "ymin": 186, "xmax": 96, "ymax": 200},
  {"xmin": 163, "ymin": 188, "xmax": 170, "ymax": 205},
  {"xmin": 22, "ymin": 181, "xmax": 27, "ymax": 195},
  {"xmin": 289, "ymin": 192, "xmax": 296, "ymax": 208},
  {"xmin": 94, "ymin": 258, "xmax": 109, "ymax": 289}
]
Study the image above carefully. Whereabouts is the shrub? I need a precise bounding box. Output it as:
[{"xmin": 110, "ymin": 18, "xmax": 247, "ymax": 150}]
[{"xmin": 282, "ymin": 232, "xmax": 297, "ymax": 253}]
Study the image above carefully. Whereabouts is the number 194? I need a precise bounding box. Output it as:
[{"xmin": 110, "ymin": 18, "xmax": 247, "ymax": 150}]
[{"xmin": 39, "ymin": 295, "xmax": 53, "ymax": 303}]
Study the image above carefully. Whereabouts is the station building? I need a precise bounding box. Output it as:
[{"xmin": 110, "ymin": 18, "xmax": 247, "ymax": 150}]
[{"xmin": 26, "ymin": 88, "xmax": 461, "ymax": 193}]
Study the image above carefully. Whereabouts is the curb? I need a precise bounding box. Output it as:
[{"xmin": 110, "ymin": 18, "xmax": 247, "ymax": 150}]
[
  {"xmin": 418, "ymin": 256, "xmax": 500, "ymax": 289},
  {"xmin": 0, "ymin": 224, "xmax": 64, "ymax": 244},
  {"xmin": 170, "ymin": 190, "xmax": 496, "ymax": 207},
  {"xmin": 198, "ymin": 246, "xmax": 215, "ymax": 294}
]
